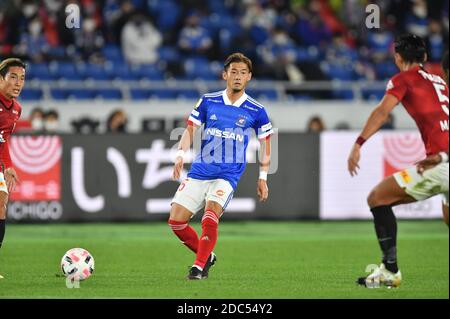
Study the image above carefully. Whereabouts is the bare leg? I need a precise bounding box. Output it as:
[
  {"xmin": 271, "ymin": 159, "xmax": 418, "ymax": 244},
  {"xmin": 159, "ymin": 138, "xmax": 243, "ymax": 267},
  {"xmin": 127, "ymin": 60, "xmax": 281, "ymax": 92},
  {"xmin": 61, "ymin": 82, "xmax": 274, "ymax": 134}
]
[
  {"xmin": 443, "ymin": 203, "xmax": 449, "ymax": 227},
  {"xmin": 367, "ymin": 176, "xmax": 417, "ymax": 208}
]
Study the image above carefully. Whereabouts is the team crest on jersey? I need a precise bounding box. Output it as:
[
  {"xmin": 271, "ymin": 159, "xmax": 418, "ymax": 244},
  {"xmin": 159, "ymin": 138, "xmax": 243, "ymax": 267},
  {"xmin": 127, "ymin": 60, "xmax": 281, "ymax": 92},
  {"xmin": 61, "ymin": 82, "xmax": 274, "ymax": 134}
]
[{"xmin": 236, "ymin": 116, "xmax": 247, "ymax": 127}]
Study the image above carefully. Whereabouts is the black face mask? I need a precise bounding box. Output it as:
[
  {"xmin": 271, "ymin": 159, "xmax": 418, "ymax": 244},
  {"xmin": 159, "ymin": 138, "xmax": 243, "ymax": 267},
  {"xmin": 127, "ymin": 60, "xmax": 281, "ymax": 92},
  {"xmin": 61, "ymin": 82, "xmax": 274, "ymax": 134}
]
[{"xmin": 116, "ymin": 124, "xmax": 127, "ymax": 132}]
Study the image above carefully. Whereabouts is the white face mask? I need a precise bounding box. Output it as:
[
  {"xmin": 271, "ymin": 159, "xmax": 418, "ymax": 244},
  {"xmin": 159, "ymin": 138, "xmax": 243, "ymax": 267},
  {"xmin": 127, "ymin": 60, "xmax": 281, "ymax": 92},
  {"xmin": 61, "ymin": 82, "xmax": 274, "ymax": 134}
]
[
  {"xmin": 23, "ymin": 4, "xmax": 38, "ymax": 18},
  {"xmin": 29, "ymin": 21, "xmax": 42, "ymax": 36},
  {"xmin": 31, "ymin": 118, "xmax": 44, "ymax": 131},
  {"xmin": 45, "ymin": 120, "xmax": 59, "ymax": 132}
]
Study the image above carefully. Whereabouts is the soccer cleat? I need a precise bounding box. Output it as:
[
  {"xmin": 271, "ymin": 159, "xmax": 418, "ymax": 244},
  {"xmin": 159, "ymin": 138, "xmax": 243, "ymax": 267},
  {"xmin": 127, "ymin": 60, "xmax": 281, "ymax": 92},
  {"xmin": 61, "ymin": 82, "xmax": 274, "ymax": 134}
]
[
  {"xmin": 0, "ymin": 274, "xmax": 3, "ymax": 279},
  {"xmin": 186, "ymin": 266, "xmax": 203, "ymax": 280},
  {"xmin": 357, "ymin": 263, "xmax": 402, "ymax": 288},
  {"xmin": 202, "ymin": 253, "xmax": 217, "ymax": 279}
]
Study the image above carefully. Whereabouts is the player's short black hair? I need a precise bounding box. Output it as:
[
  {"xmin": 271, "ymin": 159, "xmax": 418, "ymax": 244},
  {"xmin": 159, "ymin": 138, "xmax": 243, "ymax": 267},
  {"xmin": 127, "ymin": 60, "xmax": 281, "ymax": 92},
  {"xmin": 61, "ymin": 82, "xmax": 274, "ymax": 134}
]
[
  {"xmin": 0, "ymin": 58, "xmax": 26, "ymax": 78},
  {"xmin": 224, "ymin": 53, "xmax": 253, "ymax": 73},
  {"xmin": 394, "ymin": 34, "xmax": 427, "ymax": 64}
]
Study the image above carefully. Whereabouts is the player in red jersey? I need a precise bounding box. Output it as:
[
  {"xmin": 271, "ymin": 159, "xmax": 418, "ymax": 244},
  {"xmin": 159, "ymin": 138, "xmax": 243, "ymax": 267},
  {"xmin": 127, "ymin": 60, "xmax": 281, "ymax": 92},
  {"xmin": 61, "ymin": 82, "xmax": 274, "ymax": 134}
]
[
  {"xmin": 347, "ymin": 35, "xmax": 449, "ymax": 288},
  {"xmin": 0, "ymin": 58, "xmax": 26, "ymax": 279},
  {"xmin": 417, "ymin": 51, "xmax": 449, "ymax": 225}
]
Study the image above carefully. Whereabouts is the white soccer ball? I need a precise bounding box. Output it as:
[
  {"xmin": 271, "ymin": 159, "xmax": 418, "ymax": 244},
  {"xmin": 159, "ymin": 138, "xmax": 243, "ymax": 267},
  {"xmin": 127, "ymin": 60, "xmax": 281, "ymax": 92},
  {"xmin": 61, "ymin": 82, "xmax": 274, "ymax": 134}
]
[{"xmin": 61, "ymin": 248, "xmax": 95, "ymax": 281}]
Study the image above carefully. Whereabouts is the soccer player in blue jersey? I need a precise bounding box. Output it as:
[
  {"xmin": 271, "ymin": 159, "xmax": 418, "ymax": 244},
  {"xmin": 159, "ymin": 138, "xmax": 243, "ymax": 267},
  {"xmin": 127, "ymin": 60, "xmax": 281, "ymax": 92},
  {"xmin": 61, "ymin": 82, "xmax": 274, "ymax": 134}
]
[{"xmin": 168, "ymin": 53, "xmax": 274, "ymax": 280}]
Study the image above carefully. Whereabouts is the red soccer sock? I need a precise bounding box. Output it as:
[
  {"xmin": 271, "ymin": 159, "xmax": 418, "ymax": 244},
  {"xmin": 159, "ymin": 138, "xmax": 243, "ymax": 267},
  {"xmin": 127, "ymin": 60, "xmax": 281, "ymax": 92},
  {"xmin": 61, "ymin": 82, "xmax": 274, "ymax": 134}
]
[
  {"xmin": 194, "ymin": 210, "xmax": 219, "ymax": 269},
  {"xmin": 168, "ymin": 219, "xmax": 199, "ymax": 253}
]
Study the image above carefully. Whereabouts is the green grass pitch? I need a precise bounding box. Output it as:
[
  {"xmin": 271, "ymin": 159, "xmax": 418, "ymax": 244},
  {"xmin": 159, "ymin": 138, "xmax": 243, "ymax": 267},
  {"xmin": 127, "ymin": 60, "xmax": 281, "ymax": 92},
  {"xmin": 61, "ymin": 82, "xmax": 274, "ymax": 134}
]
[{"xmin": 0, "ymin": 221, "xmax": 447, "ymax": 299}]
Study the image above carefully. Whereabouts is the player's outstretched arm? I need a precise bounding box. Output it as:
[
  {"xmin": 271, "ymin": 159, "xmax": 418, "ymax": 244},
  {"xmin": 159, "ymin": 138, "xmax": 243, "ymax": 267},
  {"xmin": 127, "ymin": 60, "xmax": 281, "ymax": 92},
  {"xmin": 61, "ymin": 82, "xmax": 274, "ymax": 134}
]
[
  {"xmin": 257, "ymin": 136, "xmax": 271, "ymax": 202},
  {"xmin": 173, "ymin": 124, "xmax": 197, "ymax": 180},
  {"xmin": 347, "ymin": 94, "xmax": 399, "ymax": 176}
]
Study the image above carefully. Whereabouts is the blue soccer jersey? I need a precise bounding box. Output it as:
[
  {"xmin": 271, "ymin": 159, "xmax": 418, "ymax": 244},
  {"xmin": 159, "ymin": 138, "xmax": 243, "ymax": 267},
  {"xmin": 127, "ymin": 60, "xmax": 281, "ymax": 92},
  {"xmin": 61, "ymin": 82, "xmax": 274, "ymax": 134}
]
[{"xmin": 187, "ymin": 90, "xmax": 273, "ymax": 189}]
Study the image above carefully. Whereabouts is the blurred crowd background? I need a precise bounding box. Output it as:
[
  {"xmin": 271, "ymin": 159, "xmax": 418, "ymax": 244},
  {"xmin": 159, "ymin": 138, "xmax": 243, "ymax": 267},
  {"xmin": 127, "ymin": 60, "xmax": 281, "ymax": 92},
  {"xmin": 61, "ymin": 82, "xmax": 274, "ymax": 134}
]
[
  {"xmin": 1, "ymin": 0, "xmax": 448, "ymax": 82},
  {"xmin": 0, "ymin": 0, "xmax": 448, "ymax": 134}
]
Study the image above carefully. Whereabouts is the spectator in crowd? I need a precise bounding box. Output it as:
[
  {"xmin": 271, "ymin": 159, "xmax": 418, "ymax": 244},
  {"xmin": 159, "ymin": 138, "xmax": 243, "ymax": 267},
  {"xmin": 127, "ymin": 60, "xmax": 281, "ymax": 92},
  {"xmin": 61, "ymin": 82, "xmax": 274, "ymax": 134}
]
[
  {"xmin": 121, "ymin": 13, "xmax": 162, "ymax": 65},
  {"xmin": 178, "ymin": 13, "xmax": 213, "ymax": 58},
  {"xmin": 15, "ymin": 16, "xmax": 50, "ymax": 63},
  {"xmin": 29, "ymin": 107, "xmax": 46, "ymax": 132},
  {"xmin": 71, "ymin": 117, "xmax": 100, "ymax": 134},
  {"xmin": 44, "ymin": 109, "xmax": 60, "ymax": 133},
  {"xmin": 106, "ymin": 109, "xmax": 128, "ymax": 133},
  {"xmin": 73, "ymin": 16, "xmax": 106, "ymax": 63},
  {"xmin": 307, "ymin": 115, "xmax": 325, "ymax": 133}
]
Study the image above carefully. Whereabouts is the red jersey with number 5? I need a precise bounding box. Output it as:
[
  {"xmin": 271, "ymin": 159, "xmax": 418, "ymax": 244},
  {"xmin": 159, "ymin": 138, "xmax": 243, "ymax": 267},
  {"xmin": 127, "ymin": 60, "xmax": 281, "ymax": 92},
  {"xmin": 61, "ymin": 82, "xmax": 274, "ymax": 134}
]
[
  {"xmin": 386, "ymin": 65, "xmax": 449, "ymax": 155},
  {"xmin": 0, "ymin": 92, "xmax": 22, "ymax": 169}
]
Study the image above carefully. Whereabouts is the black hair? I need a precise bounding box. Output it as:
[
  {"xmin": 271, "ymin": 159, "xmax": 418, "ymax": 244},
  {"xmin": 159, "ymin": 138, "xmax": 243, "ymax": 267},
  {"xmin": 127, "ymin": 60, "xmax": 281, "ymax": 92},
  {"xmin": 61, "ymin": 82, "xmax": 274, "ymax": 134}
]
[
  {"xmin": 394, "ymin": 34, "xmax": 427, "ymax": 64},
  {"xmin": 224, "ymin": 53, "xmax": 253, "ymax": 73},
  {"xmin": 0, "ymin": 58, "xmax": 26, "ymax": 78}
]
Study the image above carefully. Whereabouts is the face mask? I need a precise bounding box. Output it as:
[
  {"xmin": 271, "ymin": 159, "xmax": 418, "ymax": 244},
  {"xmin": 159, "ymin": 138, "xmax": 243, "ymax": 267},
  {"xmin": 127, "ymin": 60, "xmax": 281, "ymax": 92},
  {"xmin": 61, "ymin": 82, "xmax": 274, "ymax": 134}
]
[
  {"xmin": 31, "ymin": 118, "xmax": 44, "ymax": 131},
  {"xmin": 29, "ymin": 21, "xmax": 42, "ymax": 36},
  {"xmin": 23, "ymin": 4, "xmax": 38, "ymax": 18},
  {"xmin": 83, "ymin": 19, "xmax": 96, "ymax": 33},
  {"xmin": 45, "ymin": 120, "xmax": 59, "ymax": 132}
]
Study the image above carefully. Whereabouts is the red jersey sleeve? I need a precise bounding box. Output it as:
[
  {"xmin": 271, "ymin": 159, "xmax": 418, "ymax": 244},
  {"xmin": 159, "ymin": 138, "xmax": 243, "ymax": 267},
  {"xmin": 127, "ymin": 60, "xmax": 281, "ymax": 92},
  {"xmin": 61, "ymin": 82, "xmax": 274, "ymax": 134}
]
[
  {"xmin": 386, "ymin": 73, "xmax": 408, "ymax": 102},
  {"xmin": 0, "ymin": 140, "xmax": 13, "ymax": 169}
]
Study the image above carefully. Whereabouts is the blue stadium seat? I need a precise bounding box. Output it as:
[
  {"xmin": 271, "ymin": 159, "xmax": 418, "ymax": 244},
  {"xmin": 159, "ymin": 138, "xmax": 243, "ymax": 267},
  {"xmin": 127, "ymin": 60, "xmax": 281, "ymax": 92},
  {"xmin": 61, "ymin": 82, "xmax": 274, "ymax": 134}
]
[
  {"xmin": 67, "ymin": 89, "xmax": 96, "ymax": 100},
  {"xmin": 50, "ymin": 89, "xmax": 68, "ymax": 100},
  {"xmin": 130, "ymin": 89, "xmax": 151, "ymax": 100},
  {"xmin": 296, "ymin": 47, "xmax": 320, "ymax": 62},
  {"xmin": 158, "ymin": 46, "xmax": 180, "ymax": 63},
  {"xmin": 112, "ymin": 64, "xmax": 138, "ymax": 80},
  {"xmin": 102, "ymin": 45, "xmax": 124, "ymax": 63},
  {"xmin": 177, "ymin": 89, "xmax": 199, "ymax": 99},
  {"xmin": 362, "ymin": 88, "xmax": 385, "ymax": 101},
  {"xmin": 149, "ymin": 89, "xmax": 178, "ymax": 99},
  {"xmin": 322, "ymin": 62, "xmax": 356, "ymax": 81},
  {"xmin": 247, "ymin": 89, "xmax": 278, "ymax": 101},
  {"xmin": 184, "ymin": 58, "xmax": 218, "ymax": 80},
  {"xmin": 374, "ymin": 62, "xmax": 397, "ymax": 80},
  {"xmin": 96, "ymin": 89, "xmax": 122, "ymax": 100},
  {"xmin": 19, "ymin": 88, "xmax": 43, "ymax": 101},
  {"xmin": 27, "ymin": 63, "xmax": 55, "ymax": 80},
  {"xmin": 83, "ymin": 63, "xmax": 112, "ymax": 80},
  {"xmin": 51, "ymin": 62, "xmax": 83, "ymax": 80},
  {"xmin": 130, "ymin": 64, "xmax": 165, "ymax": 80}
]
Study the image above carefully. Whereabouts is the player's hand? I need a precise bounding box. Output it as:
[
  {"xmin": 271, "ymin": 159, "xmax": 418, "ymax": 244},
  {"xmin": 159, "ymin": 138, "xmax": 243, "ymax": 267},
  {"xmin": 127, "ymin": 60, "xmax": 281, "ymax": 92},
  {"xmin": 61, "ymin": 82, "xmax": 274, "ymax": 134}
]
[
  {"xmin": 257, "ymin": 179, "xmax": 269, "ymax": 202},
  {"xmin": 416, "ymin": 154, "xmax": 442, "ymax": 175},
  {"xmin": 172, "ymin": 157, "xmax": 184, "ymax": 180},
  {"xmin": 4, "ymin": 167, "xmax": 19, "ymax": 193},
  {"xmin": 347, "ymin": 144, "xmax": 361, "ymax": 177}
]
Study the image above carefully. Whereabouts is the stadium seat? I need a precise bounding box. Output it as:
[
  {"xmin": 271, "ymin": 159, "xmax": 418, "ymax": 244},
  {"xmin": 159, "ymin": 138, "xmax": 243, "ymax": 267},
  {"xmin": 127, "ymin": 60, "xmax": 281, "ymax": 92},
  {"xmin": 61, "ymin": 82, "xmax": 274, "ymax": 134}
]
[
  {"xmin": 102, "ymin": 45, "xmax": 124, "ymax": 63},
  {"xmin": 67, "ymin": 89, "xmax": 97, "ymax": 100},
  {"xmin": 27, "ymin": 63, "xmax": 55, "ymax": 80},
  {"xmin": 83, "ymin": 63, "xmax": 113, "ymax": 80},
  {"xmin": 50, "ymin": 89, "xmax": 68, "ymax": 100},
  {"xmin": 96, "ymin": 89, "xmax": 123, "ymax": 100},
  {"xmin": 247, "ymin": 89, "xmax": 278, "ymax": 101},
  {"xmin": 51, "ymin": 62, "xmax": 83, "ymax": 80},
  {"xmin": 177, "ymin": 89, "xmax": 200, "ymax": 99},
  {"xmin": 148, "ymin": 89, "xmax": 178, "ymax": 99},
  {"xmin": 19, "ymin": 88, "xmax": 43, "ymax": 101},
  {"xmin": 130, "ymin": 89, "xmax": 151, "ymax": 100}
]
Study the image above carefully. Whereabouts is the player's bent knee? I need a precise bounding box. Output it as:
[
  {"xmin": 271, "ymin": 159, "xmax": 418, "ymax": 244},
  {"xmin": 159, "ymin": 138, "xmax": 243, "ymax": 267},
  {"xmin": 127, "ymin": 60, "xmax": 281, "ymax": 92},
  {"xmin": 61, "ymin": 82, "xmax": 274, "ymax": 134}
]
[
  {"xmin": 367, "ymin": 190, "xmax": 380, "ymax": 208},
  {"xmin": 169, "ymin": 203, "xmax": 193, "ymax": 222}
]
